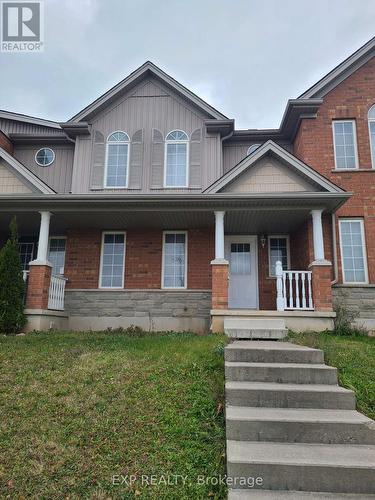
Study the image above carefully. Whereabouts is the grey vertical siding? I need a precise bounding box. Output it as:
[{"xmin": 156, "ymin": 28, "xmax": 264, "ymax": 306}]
[
  {"xmin": 71, "ymin": 77, "xmax": 222, "ymax": 193},
  {"xmin": 13, "ymin": 145, "xmax": 74, "ymax": 193},
  {"xmin": 0, "ymin": 119, "xmax": 62, "ymax": 136}
]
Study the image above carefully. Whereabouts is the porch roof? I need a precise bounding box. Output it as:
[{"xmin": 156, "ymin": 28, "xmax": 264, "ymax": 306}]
[{"xmin": 0, "ymin": 191, "xmax": 350, "ymax": 212}]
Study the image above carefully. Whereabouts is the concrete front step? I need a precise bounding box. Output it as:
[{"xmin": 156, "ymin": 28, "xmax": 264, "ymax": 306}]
[
  {"xmin": 224, "ymin": 318, "xmax": 287, "ymax": 340},
  {"xmin": 227, "ymin": 440, "xmax": 375, "ymax": 494},
  {"xmin": 225, "ymin": 341, "xmax": 324, "ymax": 364},
  {"xmin": 226, "ymin": 381, "xmax": 356, "ymax": 409},
  {"xmin": 226, "ymin": 406, "xmax": 375, "ymax": 444},
  {"xmin": 225, "ymin": 362, "xmax": 338, "ymax": 385},
  {"xmin": 226, "ymin": 329, "xmax": 288, "ymax": 340},
  {"xmin": 228, "ymin": 489, "xmax": 375, "ymax": 499}
]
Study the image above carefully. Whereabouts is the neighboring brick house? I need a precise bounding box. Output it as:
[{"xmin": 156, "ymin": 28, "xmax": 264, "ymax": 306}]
[{"xmin": 0, "ymin": 37, "xmax": 374, "ymax": 332}]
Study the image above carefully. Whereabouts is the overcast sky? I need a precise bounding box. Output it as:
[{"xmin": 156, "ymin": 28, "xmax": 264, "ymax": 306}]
[{"xmin": 0, "ymin": 0, "xmax": 374, "ymax": 129}]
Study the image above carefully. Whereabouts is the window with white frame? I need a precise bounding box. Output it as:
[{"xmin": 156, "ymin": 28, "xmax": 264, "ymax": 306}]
[
  {"xmin": 105, "ymin": 131, "xmax": 130, "ymax": 187},
  {"xmin": 339, "ymin": 219, "xmax": 368, "ymax": 284},
  {"xmin": 100, "ymin": 232, "xmax": 126, "ymax": 288},
  {"xmin": 368, "ymin": 105, "xmax": 375, "ymax": 168},
  {"xmin": 268, "ymin": 236, "xmax": 289, "ymax": 277},
  {"xmin": 165, "ymin": 130, "xmax": 189, "ymax": 187},
  {"xmin": 48, "ymin": 237, "xmax": 66, "ymax": 275},
  {"xmin": 18, "ymin": 242, "xmax": 34, "ymax": 271},
  {"xmin": 332, "ymin": 120, "xmax": 358, "ymax": 170},
  {"xmin": 162, "ymin": 232, "xmax": 187, "ymax": 288}
]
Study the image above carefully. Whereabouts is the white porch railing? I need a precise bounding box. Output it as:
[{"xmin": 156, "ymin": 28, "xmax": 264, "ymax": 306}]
[
  {"xmin": 48, "ymin": 275, "xmax": 67, "ymax": 311},
  {"xmin": 275, "ymin": 261, "xmax": 314, "ymax": 311}
]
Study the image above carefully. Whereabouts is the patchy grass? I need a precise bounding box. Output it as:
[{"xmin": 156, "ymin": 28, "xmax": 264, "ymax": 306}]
[
  {"xmin": 288, "ymin": 331, "xmax": 375, "ymax": 420},
  {"xmin": 0, "ymin": 331, "xmax": 227, "ymax": 499}
]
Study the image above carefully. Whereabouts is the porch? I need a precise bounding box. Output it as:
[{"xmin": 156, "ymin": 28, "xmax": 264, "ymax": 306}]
[{"xmin": 0, "ymin": 193, "xmax": 343, "ymax": 333}]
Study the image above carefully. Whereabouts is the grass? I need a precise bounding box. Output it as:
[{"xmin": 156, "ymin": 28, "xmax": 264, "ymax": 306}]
[
  {"xmin": 0, "ymin": 331, "xmax": 228, "ymax": 499},
  {"xmin": 287, "ymin": 331, "xmax": 375, "ymax": 420}
]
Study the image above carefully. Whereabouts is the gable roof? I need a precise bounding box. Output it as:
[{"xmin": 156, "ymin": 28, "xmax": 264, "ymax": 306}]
[
  {"xmin": 299, "ymin": 36, "xmax": 375, "ymax": 99},
  {"xmin": 70, "ymin": 61, "xmax": 228, "ymax": 122},
  {"xmin": 0, "ymin": 147, "xmax": 55, "ymax": 194},
  {"xmin": 204, "ymin": 140, "xmax": 346, "ymax": 194}
]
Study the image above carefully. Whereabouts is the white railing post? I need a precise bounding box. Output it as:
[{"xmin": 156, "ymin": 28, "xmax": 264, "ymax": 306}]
[{"xmin": 275, "ymin": 261, "xmax": 285, "ymax": 311}]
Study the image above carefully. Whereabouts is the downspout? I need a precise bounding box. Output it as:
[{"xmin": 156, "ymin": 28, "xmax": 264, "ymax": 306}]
[{"xmin": 331, "ymin": 213, "xmax": 338, "ymax": 284}]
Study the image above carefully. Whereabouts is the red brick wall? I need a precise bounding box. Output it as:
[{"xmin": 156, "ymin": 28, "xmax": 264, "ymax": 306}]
[
  {"xmin": 294, "ymin": 57, "xmax": 375, "ymax": 283},
  {"xmin": 125, "ymin": 229, "xmax": 162, "ymax": 288},
  {"xmin": 65, "ymin": 229, "xmax": 102, "ymax": 289},
  {"xmin": 0, "ymin": 131, "xmax": 13, "ymax": 154},
  {"xmin": 64, "ymin": 228, "xmax": 214, "ymax": 290}
]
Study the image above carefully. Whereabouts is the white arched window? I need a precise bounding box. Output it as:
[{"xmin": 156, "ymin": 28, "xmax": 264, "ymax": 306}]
[
  {"xmin": 247, "ymin": 144, "xmax": 261, "ymax": 156},
  {"xmin": 368, "ymin": 105, "xmax": 375, "ymax": 168},
  {"xmin": 105, "ymin": 131, "xmax": 130, "ymax": 188},
  {"xmin": 164, "ymin": 130, "xmax": 189, "ymax": 187}
]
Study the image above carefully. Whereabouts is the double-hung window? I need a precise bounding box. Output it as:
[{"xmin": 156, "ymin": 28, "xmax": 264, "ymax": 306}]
[
  {"xmin": 368, "ymin": 105, "xmax": 375, "ymax": 168},
  {"xmin": 100, "ymin": 232, "xmax": 126, "ymax": 288},
  {"xmin": 105, "ymin": 131, "xmax": 130, "ymax": 188},
  {"xmin": 164, "ymin": 130, "xmax": 189, "ymax": 187},
  {"xmin": 48, "ymin": 237, "xmax": 66, "ymax": 275},
  {"xmin": 268, "ymin": 236, "xmax": 290, "ymax": 277},
  {"xmin": 339, "ymin": 219, "xmax": 368, "ymax": 284},
  {"xmin": 332, "ymin": 120, "xmax": 358, "ymax": 170},
  {"xmin": 162, "ymin": 232, "xmax": 187, "ymax": 288}
]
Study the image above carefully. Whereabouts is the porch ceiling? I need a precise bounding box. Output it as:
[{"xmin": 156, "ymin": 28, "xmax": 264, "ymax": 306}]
[{"xmin": 1, "ymin": 206, "xmax": 314, "ymax": 235}]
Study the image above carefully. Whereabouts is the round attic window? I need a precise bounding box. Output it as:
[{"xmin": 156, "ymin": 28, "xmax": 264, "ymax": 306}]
[
  {"xmin": 35, "ymin": 148, "xmax": 55, "ymax": 166},
  {"xmin": 247, "ymin": 144, "xmax": 261, "ymax": 156}
]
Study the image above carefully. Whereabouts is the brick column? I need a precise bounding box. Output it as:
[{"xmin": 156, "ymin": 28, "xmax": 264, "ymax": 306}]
[
  {"xmin": 309, "ymin": 261, "xmax": 333, "ymax": 311},
  {"xmin": 211, "ymin": 261, "xmax": 229, "ymax": 310},
  {"xmin": 26, "ymin": 263, "xmax": 52, "ymax": 310}
]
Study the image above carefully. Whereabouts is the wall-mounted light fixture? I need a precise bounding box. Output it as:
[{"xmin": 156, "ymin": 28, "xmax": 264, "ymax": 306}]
[{"xmin": 260, "ymin": 234, "xmax": 267, "ymax": 248}]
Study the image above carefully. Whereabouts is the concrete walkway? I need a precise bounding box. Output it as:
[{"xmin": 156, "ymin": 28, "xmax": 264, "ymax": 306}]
[{"xmin": 225, "ymin": 341, "xmax": 375, "ymax": 498}]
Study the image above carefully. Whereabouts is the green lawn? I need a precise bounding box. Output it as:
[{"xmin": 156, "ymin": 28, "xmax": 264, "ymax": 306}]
[
  {"xmin": 287, "ymin": 331, "xmax": 375, "ymax": 420},
  {"xmin": 0, "ymin": 331, "xmax": 227, "ymax": 499}
]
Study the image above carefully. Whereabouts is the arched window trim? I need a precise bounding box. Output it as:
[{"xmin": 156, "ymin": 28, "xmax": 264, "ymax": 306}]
[
  {"xmin": 164, "ymin": 129, "xmax": 189, "ymax": 188},
  {"xmin": 247, "ymin": 144, "xmax": 261, "ymax": 156},
  {"xmin": 104, "ymin": 130, "xmax": 130, "ymax": 188},
  {"xmin": 368, "ymin": 105, "xmax": 375, "ymax": 169}
]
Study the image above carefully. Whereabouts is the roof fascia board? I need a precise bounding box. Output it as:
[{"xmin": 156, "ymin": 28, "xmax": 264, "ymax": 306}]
[
  {"xmin": 299, "ymin": 37, "xmax": 375, "ymax": 98},
  {"xmin": 0, "ymin": 110, "xmax": 61, "ymax": 129},
  {"xmin": 204, "ymin": 140, "xmax": 345, "ymax": 194},
  {"xmin": 71, "ymin": 62, "xmax": 228, "ymax": 122},
  {"xmin": 9, "ymin": 133, "xmax": 73, "ymax": 144},
  {"xmin": 0, "ymin": 147, "xmax": 55, "ymax": 194}
]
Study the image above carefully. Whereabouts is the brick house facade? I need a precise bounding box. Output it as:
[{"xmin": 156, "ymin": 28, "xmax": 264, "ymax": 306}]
[{"xmin": 0, "ymin": 37, "xmax": 374, "ymax": 332}]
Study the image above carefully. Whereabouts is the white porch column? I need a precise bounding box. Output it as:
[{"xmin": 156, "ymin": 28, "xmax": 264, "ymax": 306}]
[
  {"xmin": 311, "ymin": 209, "xmax": 325, "ymax": 262},
  {"xmin": 214, "ymin": 211, "xmax": 225, "ymax": 261},
  {"xmin": 34, "ymin": 211, "xmax": 52, "ymax": 264}
]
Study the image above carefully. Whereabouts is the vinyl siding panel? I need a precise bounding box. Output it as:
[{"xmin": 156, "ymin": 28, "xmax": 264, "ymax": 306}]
[
  {"xmin": 222, "ymin": 156, "xmax": 319, "ymax": 193},
  {"xmin": 0, "ymin": 160, "xmax": 32, "ymax": 194},
  {"xmin": 71, "ymin": 77, "xmax": 222, "ymax": 193},
  {"xmin": 0, "ymin": 119, "xmax": 62, "ymax": 136},
  {"xmin": 13, "ymin": 145, "xmax": 74, "ymax": 193}
]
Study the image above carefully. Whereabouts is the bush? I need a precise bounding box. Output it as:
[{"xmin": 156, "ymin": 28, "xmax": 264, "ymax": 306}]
[
  {"xmin": 333, "ymin": 301, "xmax": 367, "ymax": 336},
  {"xmin": 0, "ymin": 217, "xmax": 26, "ymax": 334}
]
